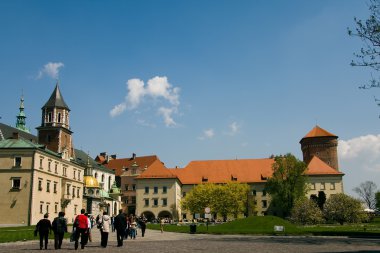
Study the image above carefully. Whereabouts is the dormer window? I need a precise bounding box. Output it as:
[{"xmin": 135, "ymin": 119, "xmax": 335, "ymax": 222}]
[
  {"xmin": 202, "ymin": 176, "xmax": 208, "ymax": 182},
  {"xmin": 231, "ymin": 175, "xmax": 237, "ymax": 181}
]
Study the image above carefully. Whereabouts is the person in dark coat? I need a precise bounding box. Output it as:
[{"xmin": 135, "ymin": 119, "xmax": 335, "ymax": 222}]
[
  {"xmin": 138, "ymin": 215, "xmax": 147, "ymax": 237},
  {"xmin": 52, "ymin": 212, "xmax": 67, "ymax": 249},
  {"xmin": 35, "ymin": 213, "xmax": 52, "ymax": 250},
  {"xmin": 113, "ymin": 209, "xmax": 127, "ymax": 247}
]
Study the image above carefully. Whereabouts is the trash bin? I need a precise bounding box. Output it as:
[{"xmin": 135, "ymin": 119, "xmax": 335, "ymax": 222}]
[{"xmin": 190, "ymin": 224, "xmax": 196, "ymax": 234}]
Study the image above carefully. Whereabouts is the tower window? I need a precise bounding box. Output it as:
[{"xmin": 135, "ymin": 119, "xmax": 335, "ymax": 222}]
[
  {"xmin": 11, "ymin": 178, "xmax": 21, "ymax": 190},
  {"xmin": 48, "ymin": 112, "xmax": 52, "ymax": 122},
  {"xmin": 57, "ymin": 113, "xmax": 61, "ymax": 123}
]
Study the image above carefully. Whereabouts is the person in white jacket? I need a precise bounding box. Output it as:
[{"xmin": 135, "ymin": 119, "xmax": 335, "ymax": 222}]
[{"xmin": 99, "ymin": 211, "xmax": 111, "ymax": 248}]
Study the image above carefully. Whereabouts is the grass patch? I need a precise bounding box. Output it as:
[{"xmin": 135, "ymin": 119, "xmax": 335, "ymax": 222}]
[
  {"xmin": 0, "ymin": 226, "xmax": 71, "ymax": 243},
  {"xmin": 147, "ymin": 216, "xmax": 380, "ymax": 237}
]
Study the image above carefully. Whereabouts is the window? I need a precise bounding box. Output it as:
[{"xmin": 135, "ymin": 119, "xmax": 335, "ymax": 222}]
[
  {"xmin": 73, "ymin": 170, "xmax": 76, "ymax": 179},
  {"xmin": 262, "ymin": 200, "xmax": 267, "ymax": 208},
  {"xmin": 77, "ymin": 188, "xmax": 80, "ymax": 198},
  {"xmin": 330, "ymin": 182, "xmax": 336, "ymax": 190},
  {"xmin": 14, "ymin": 157, "xmax": 22, "ymax": 167},
  {"xmin": 40, "ymin": 158, "xmax": 43, "ymax": 169},
  {"xmin": 131, "ymin": 196, "xmax": 136, "ymax": 204},
  {"xmin": 252, "ymin": 190, "xmax": 257, "ymax": 196},
  {"xmin": 11, "ymin": 178, "xmax": 21, "ymax": 190},
  {"xmin": 154, "ymin": 186, "xmax": 158, "ymax": 194},
  {"xmin": 101, "ymin": 174, "xmax": 104, "ymax": 182},
  {"xmin": 262, "ymin": 190, "xmax": 267, "ymax": 197},
  {"xmin": 63, "ymin": 167, "xmax": 67, "ymax": 176},
  {"xmin": 320, "ymin": 182, "xmax": 325, "ymax": 190},
  {"xmin": 153, "ymin": 199, "xmax": 158, "ymax": 206},
  {"xmin": 163, "ymin": 186, "xmax": 167, "ymax": 194},
  {"xmin": 144, "ymin": 187, "xmax": 149, "ymax": 194},
  {"xmin": 53, "ymin": 182, "xmax": 57, "ymax": 193},
  {"xmin": 38, "ymin": 179, "xmax": 43, "ymax": 191},
  {"xmin": 46, "ymin": 181, "xmax": 50, "ymax": 192},
  {"xmin": 125, "ymin": 184, "xmax": 129, "ymax": 191},
  {"xmin": 54, "ymin": 163, "xmax": 58, "ymax": 174},
  {"xmin": 57, "ymin": 112, "xmax": 61, "ymax": 123},
  {"xmin": 182, "ymin": 192, "xmax": 186, "ymax": 197},
  {"xmin": 310, "ymin": 183, "xmax": 316, "ymax": 190},
  {"xmin": 48, "ymin": 112, "xmax": 52, "ymax": 122},
  {"xmin": 144, "ymin": 199, "xmax": 149, "ymax": 206},
  {"xmin": 78, "ymin": 171, "xmax": 81, "ymax": 181},
  {"xmin": 46, "ymin": 203, "xmax": 50, "ymax": 214},
  {"xmin": 40, "ymin": 203, "xmax": 43, "ymax": 214},
  {"xmin": 95, "ymin": 172, "xmax": 98, "ymax": 179},
  {"xmin": 67, "ymin": 185, "xmax": 70, "ymax": 195},
  {"xmin": 48, "ymin": 161, "xmax": 51, "ymax": 171},
  {"xmin": 132, "ymin": 184, "xmax": 136, "ymax": 191},
  {"xmin": 54, "ymin": 204, "xmax": 58, "ymax": 213},
  {"xmin": 74, "ymin": 205, "xmax": 77, "ymax": 215},
  {"xmin": 162, "ymin": 198, "xmax": 167, "ymax": 206},
  {"xmin": 72, "ymin": 186, "xmax": 76, "ymax": 197}
]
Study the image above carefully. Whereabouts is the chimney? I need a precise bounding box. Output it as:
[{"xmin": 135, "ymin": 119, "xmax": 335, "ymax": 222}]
[
  {"xmin": 111, "ymin": 154, "xmax": 117, "ymax": 159},
  {"xmin": 132, "ymin": 153, "xmax": 136, "ymax": 160},
  {"xmin": 12, "ymin": 132, "xmax": 19, "ymax": 139},
  {"xmin": 100, "ymin": 152, "xmax": 107, "ymax": 157}
]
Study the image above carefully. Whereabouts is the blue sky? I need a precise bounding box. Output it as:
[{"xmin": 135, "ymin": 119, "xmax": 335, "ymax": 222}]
[{"xmin": 0, "ymin": 0, "xmax": 379, "ymax": 197}]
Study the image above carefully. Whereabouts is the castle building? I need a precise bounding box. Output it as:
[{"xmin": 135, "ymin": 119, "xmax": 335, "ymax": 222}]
[{"xmin": 133, "ymin": 125, "xmax": 344, "ymax": 221}]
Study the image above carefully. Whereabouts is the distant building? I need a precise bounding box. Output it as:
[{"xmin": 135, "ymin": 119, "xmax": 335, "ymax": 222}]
[
  {"xmin": 96, "ymin": 152, "xmax": 162, "ymax": 215},
  {"xmin": 133, "ymin": 125, "xmax": 344, "ymax": 221}
]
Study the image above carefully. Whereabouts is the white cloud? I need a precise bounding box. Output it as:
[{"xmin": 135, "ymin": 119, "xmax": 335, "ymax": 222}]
[
  {"xmin": 158, "ymin": 107, "xmax": 177, "ymax": 127},
  {"xmin": 338, "ymin": 134, "xmax": 380, "ymax": 197},
  {"xmin": 227, "ymin": 121, "xmax": 240, "ymax": 136},
  {"xmin": 198, "ymin": 128, "xmax": 215, "ymax": 140},
  {"xmin": 109, "ymin": 76, "xmax": 181, "ymax": 126},
  {"xmin": 37, "ymin": 62, "xmax": 64, "ymax": 79}
]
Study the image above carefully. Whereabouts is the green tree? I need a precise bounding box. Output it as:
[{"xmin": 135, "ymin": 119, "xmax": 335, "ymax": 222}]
[
  {"xmin": 323, "ymin": 193, "xmax": 367, "ymax": 225},
  {"xmin": 353, "ymin": 181, "xmax": 377, "ymax": 209},
  {"xmin": 290, "ymin": 198, "xmax": 324, "ymax": 225},
  {"xmin": 266, "ymin": 153, "xmax": 308, "ymax": 218},
  {"xmin": 181, "ymin": 183, "xmax": 216, "ymax": 215},
  {"xmin": 181, "ymin": 182, "xmax": 250, "ymax": 220}
]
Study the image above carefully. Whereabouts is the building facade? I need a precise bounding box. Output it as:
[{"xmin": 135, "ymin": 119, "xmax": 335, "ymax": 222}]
[{"xmin": 133, "ymin": 125, "xmax": 344, "ymax": 221}]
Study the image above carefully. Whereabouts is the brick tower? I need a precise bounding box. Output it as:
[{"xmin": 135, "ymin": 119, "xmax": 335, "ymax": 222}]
[
  {"xmin": 36, "ymin": 82, "xmax": 74, "ymax": 160},
  {"xmin": 300, "ymin": 125, "xmax": 339, "ymax": 171}
]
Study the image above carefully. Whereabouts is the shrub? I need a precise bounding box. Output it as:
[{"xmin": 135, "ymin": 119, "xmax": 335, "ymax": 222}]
[{"xmin": 290, "ymin": 198, "xmax": 324, "ymax": 225}]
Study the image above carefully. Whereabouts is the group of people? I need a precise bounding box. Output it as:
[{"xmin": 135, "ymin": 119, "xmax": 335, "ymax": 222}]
[
  {"xmin": 34, "ymin": 208, "xmax": 147, "ymax": 250},
  {"xmin": 34, "ymin": 212, "xmax": 67, "ymax": 250}
]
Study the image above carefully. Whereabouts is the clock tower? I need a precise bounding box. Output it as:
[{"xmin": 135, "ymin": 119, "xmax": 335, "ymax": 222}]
[{"xmin": 36, "ymin": 82, "xmax": 74, "ymax": 160}]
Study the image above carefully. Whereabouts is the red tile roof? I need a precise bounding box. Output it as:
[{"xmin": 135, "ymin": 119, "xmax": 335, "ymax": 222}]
[
  {"xmin": 302, "ymin": 125, "xmax": 337, "ymax": 139},
  {"xmin": 306, "ymin": 156, "xmax": 344, "ymax": 176},
  {"xmin": 103, "ymin": 155, "xmax": 160, "ymax": 176},
  {"xmin": 137, "ymin": 160, "xmax": 177, "ymax": 179},
  {"xmin": 136, "ymin": 156, "xmax": 343, "ymax": 184}
]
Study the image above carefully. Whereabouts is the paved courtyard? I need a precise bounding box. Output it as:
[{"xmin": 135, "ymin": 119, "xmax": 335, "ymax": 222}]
[{"xmin": 0, "ymin": 229, "xmax": 379, "ymax": 253}]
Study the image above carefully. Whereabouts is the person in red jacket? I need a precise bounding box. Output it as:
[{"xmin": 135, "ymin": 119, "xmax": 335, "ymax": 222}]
[{"xmin": 73, "ymin": 209, "xmax": 89, "ymax": 250}]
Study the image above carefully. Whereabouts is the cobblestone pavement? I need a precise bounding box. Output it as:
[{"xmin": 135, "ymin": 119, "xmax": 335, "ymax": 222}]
[{"xmin": 0, "ymin": 229, "xmax": 379, "ymax": 253}]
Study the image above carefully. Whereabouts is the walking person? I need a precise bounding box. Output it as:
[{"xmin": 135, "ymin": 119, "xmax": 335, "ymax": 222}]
[
  {"xmin": 52, "ymin": 212, "xmax": 67, "ymax": 249},
  {"xmin": 73, "ymin": 209, "xmax": 89, "ymax": 250},
  {"xmin": 85, "ymin": 213, "xmax": 92, "ymax": 243},
  {"xmin": 160, "ymin": 217, "xmax": 165, "ymax": 233},
  {"xmin": 114, "ymin": 209, "xmax": 127, "ymax": 247},
  {"xmin": 130, "ymin": 218, "xmax": 137, "ymax": 239},
  {"xmin": 138, "ymin": 215, "xmax": 147, "ymax": 237},
  {"xmin": 99, "ymin": 211, "xmax": 111, "ymax": 248},
  {"xmin": 35, "ymin": 213, "xmax": 52, "ymax": 250}
]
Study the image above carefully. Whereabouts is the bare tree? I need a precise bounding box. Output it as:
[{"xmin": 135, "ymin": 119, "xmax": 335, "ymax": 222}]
[{"xmin": 353, "ymin": 181, "xmax": 377, "ymax": 209}]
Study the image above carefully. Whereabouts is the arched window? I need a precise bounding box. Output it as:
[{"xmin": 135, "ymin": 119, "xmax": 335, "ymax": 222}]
[
  {"xmin": 101, "ymin": 174, "xmax": 105, "ymax": 182},
  {"xmin": 48, "ymin": 112, "xmax": 52, "ymax": 122},
  {"xmin": 95, "ymin": 172, "xmax": 98, "ymax": 179},
  {"xmin": 58, "ymin": 112, "xmax": 61, "ymax": 123},
  {"xmin": 108, "ymin": 176, "xmax": 112, "ymax": 190}
]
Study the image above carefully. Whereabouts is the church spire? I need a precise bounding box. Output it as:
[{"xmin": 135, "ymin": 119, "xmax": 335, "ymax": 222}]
[{"xmin": 15, "ymin": 92, "xmax": 30, "ymax": 133}]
